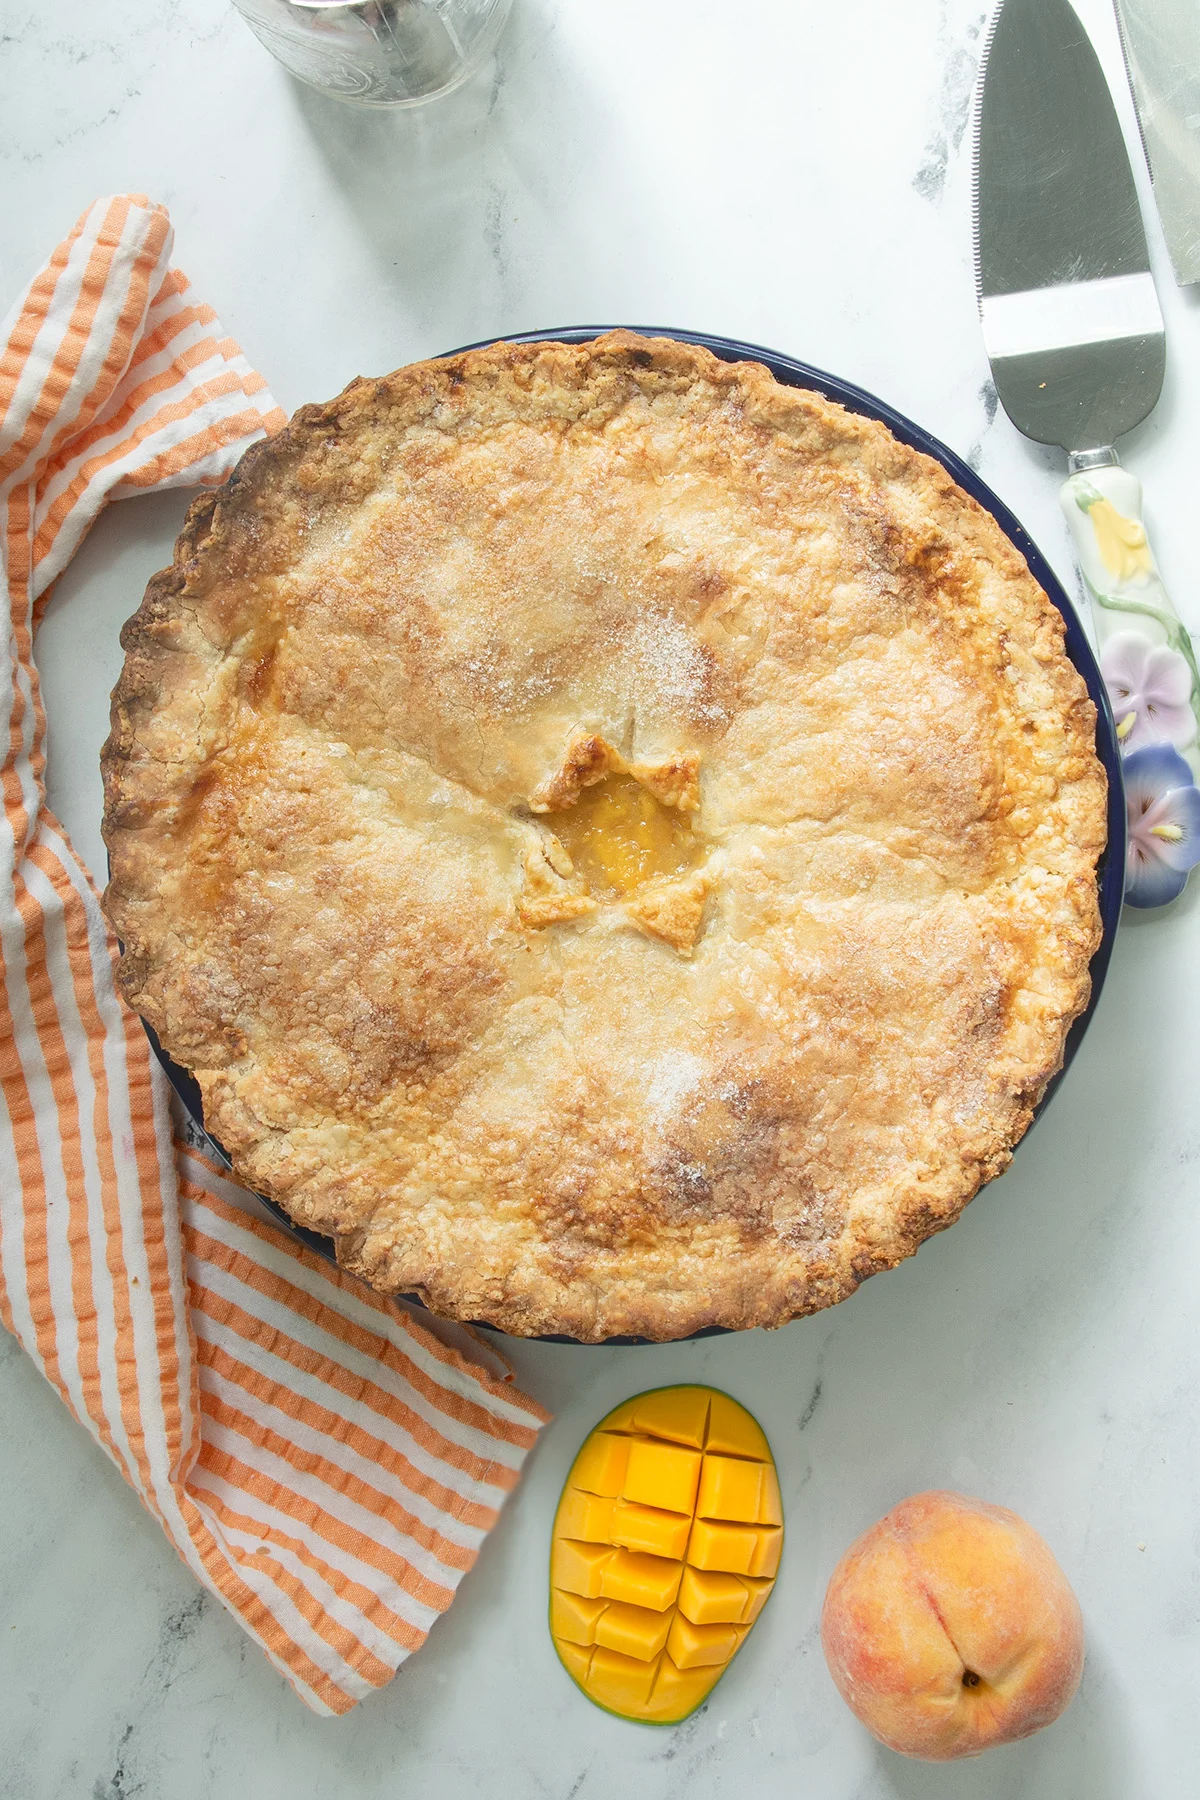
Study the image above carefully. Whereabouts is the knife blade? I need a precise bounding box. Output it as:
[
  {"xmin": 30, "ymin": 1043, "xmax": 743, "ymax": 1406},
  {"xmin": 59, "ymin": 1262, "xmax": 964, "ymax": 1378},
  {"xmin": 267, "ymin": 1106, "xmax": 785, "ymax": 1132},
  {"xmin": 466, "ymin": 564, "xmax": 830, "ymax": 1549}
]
[
  {"xmin": 1114, "ymin": 0, "xmax": 1200, "ymax": 286},
  {"xmin": 974, "ymin": 0, "xmax": 1200, "ymax": 892}
]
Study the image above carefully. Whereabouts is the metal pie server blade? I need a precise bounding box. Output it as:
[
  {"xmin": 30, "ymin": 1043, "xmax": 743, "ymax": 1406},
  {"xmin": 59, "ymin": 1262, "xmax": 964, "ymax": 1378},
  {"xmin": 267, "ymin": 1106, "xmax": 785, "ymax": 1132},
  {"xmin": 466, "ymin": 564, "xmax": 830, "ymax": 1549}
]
[
  {"xmin": 974, "ymin": 0, "xmax": 1164, "ymax": 457},
  {"xmin": 973, "ymin": 0, "xmax": 1200, "ymax": 905},
  {"xmin": 1114, "ymin": 0, "xmax": 1200, "ymax": 287}
]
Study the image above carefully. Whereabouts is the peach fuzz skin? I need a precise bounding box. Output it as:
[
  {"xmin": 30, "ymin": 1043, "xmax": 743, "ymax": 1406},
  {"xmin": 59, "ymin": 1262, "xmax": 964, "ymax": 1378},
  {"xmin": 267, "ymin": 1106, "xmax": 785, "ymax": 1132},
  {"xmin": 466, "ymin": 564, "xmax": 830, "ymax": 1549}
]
[{"xmin": 820, "ymin": 1491, "xmax": 1084, "ymax": 1762}]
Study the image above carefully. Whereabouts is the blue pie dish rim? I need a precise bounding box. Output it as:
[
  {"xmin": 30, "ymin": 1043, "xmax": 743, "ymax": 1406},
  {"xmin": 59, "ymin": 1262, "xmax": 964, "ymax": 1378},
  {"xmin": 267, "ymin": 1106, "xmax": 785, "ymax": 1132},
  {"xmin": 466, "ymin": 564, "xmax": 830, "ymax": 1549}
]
[{"xmin": 146, "ymin": 324, "xmax": 1126, "ymax": 1346}]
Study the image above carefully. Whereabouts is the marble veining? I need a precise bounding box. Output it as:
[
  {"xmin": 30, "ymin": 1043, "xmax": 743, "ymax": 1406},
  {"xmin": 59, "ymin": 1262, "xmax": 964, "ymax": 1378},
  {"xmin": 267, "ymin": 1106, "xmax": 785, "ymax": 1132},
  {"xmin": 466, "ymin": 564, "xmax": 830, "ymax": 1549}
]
[
  {"xmin": 3, "ymin": 1, "xmax": 1200, "ymax": 1796},
  {"xmin": 912, "ymin": 0, "xmax": 989, "ymax": 205}
]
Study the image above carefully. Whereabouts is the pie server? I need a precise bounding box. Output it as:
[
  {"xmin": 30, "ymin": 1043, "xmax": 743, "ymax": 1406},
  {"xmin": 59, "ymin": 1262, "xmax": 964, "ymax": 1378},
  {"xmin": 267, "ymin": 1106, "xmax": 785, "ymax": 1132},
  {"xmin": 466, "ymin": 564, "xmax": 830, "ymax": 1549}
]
[
  {"xmin": 1114, "ymin": 0, "xmax": 1200, "ymax": 288},
  {"xmin": 973, "ymin": 0, "xmax": 1200, "ymax": 907}
]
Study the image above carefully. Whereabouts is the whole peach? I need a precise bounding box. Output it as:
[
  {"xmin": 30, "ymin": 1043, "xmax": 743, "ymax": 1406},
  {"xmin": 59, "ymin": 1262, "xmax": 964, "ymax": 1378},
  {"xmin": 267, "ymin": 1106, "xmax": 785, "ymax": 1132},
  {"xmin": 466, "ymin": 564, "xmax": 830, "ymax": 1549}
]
[{"xmin": 820, "ymin": 1490, "xmax": 1084, "ymax": 1761}]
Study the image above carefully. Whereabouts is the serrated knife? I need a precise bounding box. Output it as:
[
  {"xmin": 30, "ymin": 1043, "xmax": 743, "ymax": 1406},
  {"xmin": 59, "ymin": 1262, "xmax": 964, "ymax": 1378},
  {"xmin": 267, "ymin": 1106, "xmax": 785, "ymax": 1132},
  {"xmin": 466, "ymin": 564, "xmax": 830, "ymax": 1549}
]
[{"xmin": 974, "ymin": 0, "xmax": 1200, "ymax": 821}]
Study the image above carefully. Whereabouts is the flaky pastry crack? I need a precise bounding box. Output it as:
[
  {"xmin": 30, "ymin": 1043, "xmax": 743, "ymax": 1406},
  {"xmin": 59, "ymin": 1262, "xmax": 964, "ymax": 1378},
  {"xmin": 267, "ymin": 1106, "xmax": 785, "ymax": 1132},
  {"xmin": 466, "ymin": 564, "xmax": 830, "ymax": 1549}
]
[
  {"xmin": 517, "ymin": 836, "xmax": 596, "ymax": 929},
  {"xmin": 623, "ymin": 871, "xmax": 712, "ymax": 955},
  {"xmin": 530, "ymin": 731, "xmax": 700, "ymax": 815}
]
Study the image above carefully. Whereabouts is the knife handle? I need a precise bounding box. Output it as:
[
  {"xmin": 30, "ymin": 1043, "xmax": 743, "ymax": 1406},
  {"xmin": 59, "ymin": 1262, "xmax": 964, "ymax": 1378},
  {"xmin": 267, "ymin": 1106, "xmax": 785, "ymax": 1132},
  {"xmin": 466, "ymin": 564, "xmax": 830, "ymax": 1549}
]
[{"xmin": 1061, "ymin": 462, "xmax": 1200, "ymax": 783}]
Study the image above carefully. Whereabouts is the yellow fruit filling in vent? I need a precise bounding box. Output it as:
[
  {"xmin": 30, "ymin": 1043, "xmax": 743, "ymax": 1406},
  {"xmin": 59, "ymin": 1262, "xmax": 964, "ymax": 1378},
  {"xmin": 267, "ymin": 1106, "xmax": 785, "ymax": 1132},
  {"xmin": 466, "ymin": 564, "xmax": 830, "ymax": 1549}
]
[
  {"xmin": 549, "ymin": 775, "xmax": 696, "ymax": 899},
  {"xmin": 549, "ymin": 1385, "xmax": 782, "ymax": 1723}
]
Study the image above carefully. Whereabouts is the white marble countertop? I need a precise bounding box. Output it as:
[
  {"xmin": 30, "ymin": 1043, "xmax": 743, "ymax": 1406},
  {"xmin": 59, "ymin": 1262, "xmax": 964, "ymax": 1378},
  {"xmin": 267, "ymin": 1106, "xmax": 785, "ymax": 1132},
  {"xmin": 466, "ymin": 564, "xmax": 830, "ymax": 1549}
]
[{"xmin": 3, "ymin": 1, "xmax": 1198, "ymax": 1795}]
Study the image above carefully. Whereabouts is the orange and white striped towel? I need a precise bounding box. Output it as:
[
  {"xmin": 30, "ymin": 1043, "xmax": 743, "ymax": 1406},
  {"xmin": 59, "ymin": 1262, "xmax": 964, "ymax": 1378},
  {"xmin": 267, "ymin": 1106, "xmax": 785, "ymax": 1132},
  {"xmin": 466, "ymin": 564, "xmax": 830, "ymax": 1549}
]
[{"xmin": 0, "ymin": 195, "xmax": 548, "ymax": 1715}]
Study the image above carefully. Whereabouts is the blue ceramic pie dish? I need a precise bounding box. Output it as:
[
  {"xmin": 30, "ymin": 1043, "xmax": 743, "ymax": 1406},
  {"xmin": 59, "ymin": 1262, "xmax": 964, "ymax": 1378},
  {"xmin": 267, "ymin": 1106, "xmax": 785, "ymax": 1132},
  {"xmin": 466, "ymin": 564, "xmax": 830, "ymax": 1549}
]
[{"xmin": 146, "ymin": 326, "xmax": 1125, "ymax": 1345}]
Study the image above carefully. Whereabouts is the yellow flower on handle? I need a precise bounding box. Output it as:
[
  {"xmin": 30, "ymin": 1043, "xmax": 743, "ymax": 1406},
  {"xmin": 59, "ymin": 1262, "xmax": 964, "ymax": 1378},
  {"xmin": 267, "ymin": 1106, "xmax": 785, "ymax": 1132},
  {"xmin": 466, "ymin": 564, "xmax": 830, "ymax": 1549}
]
[{"xmin": 1086, "ymin": 497, "xmax": 1153, "ymax": 582}]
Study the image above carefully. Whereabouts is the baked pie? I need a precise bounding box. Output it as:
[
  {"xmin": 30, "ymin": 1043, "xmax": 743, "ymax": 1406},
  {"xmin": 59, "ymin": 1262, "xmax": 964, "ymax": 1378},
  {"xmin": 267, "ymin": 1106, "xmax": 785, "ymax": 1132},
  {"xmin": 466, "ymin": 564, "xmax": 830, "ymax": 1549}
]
[{"xmin": 101, "ymin": 332, "xmax": 1107, "ymax": 1341}]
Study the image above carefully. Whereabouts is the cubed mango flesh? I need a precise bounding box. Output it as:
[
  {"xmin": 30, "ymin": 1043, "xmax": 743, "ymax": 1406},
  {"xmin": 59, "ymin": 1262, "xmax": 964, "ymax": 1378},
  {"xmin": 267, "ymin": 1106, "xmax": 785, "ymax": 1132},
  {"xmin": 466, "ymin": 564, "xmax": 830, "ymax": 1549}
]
[
  {"xmin": 650, "ymin": 1654, "xmax": 719, "ymax": 1720},
  {"xmin": 557, "ymin": 1640, "xmax": 594, "ymax": 1684},
  {"xmin": 594, "ymin": 1600, "xmax": 672, "ymax": 1661},
  {"xmin": 628, "ymin": 1386, "xmax": 711, "ymax": 1448},
  {"xmin": 557, "ymin": 1490, "xmax": 616, "ymax": 1542},
  {"xmin": 587, "ymin": 1646, "xmax": 660, "ymax": 1713},
  {"xmin": 697, "ymin": 1454, "xmax": 764, "ymax": 1524},
  {"xmin": 667, "ymin": 1612, "xmax": 743, "ymax": 1670},
  {"xmin": 677, "ymin": 1565, "xmax": 749, "ymax": 1626},
  {"xmin": 687, "ymin": 1518, "xmax": 783, "ymax": 1578},
  {"xmin": 705, "ymin": 1391, "xmax": 771, "ymax": 1461},
  {"xmin": 624, "ymin": 1439, "xmax": 702, "ymax": 1515},
  {"xmin": 570, "ymin": 1431, "xmax": 630, "ymax": 1498},
  {"xmin": 550, "ymin": 1385, "xmax": 781, "ymax": 1723},
  {"xmin": 611, "ymin": 1501, "xmax": 693, "ymax": 1560},
  {"xmin": 551, "ymin": 1588, "xmax": 607, "ymax": 1647},
  {"xmin": 749, "ymin": 1527, "xmax": 783, "ymax": 1578},
  {"xmin": 552, "ymin": 1538, "xmax": 614, "ymax": 1598},
  {"xmin": 686, "ymin": 1518, "xmax": 758, "ymax": 1574},
  {"xmin": 741, "ymin": 1577, "xmax": 775, "ymax": 1624},
  {"xmin": 599, "ymin": 1548, "xmax": 682, "ymax": 1612},
  {"xmin": 758, "ymin": 1465, "xmax": 784, "ymax": 1528}
]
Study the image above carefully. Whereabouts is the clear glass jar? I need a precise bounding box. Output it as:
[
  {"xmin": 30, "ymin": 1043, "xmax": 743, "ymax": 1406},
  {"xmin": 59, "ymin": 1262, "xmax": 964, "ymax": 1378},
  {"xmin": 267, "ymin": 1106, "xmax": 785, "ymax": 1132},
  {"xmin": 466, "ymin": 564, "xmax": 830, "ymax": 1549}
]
[{"xmin": 230, "ymin": 0, "xmax": 513, "ymax": 107}]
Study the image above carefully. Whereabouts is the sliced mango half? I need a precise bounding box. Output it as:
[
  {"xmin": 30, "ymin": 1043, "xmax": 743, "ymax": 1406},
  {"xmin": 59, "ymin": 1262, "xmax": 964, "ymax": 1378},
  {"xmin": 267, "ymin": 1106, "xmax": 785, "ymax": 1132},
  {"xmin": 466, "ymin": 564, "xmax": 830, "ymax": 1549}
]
[{"xmin": 549, "ymin": 1385, "xmax": 782, "ymax": 1724}]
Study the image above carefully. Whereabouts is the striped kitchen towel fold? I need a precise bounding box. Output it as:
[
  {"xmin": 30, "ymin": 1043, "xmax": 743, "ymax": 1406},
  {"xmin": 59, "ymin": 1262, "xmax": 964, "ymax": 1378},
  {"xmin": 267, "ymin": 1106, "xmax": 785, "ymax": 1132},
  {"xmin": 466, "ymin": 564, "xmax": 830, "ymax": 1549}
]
[{"xmin": 0, "ymin": 195, "xmax": 548, "ymax": 1715}]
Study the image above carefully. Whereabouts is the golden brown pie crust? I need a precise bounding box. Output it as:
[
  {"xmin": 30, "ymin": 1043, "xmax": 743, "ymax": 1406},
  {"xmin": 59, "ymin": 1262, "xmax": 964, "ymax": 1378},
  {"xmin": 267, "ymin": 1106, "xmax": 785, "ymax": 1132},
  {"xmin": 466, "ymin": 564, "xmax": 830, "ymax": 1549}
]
[{"xmin": 101, "ymin": 332, "xmax": 1107, "ymax": 1341}]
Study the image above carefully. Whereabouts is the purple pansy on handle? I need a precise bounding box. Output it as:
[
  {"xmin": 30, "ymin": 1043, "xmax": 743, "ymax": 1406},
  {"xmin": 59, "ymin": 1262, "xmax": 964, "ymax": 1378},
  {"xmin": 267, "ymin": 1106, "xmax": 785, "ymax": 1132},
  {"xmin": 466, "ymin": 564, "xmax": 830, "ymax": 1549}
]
[
  {"xmin": 1100, "ymin": 631, "xmax": 1197, "ymax": 753},
  {"xmin": 1123, "ymin": 743, "xmax": 1200, "ymax": 910}
]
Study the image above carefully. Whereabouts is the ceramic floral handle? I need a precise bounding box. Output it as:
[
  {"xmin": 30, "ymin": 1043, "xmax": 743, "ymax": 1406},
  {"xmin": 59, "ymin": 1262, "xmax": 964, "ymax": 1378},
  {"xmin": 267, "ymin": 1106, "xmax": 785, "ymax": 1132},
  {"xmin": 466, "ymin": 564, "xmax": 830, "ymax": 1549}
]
[{"xmin": 1060, "ymin": 461, "xmax": 1200, "ymax": 907}]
